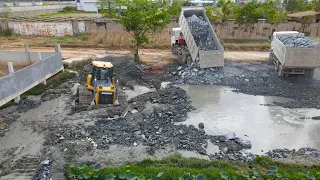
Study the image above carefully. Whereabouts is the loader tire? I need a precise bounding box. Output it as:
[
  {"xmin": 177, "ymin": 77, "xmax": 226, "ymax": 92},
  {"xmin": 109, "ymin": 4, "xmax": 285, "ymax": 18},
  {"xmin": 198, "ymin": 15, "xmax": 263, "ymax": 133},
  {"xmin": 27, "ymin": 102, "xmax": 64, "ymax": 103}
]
[{"xmin": 77, "ymin": 85, "xmax": 93, "ymax": 106}]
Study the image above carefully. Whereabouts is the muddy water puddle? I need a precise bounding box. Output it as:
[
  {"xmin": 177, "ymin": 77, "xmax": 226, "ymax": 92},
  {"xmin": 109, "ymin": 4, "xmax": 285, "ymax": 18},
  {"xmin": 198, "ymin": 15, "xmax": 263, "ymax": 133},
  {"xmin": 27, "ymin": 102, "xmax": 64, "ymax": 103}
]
[{"xmin": 177, "ymin": 85, "xmax": 320, "ymax": 155}]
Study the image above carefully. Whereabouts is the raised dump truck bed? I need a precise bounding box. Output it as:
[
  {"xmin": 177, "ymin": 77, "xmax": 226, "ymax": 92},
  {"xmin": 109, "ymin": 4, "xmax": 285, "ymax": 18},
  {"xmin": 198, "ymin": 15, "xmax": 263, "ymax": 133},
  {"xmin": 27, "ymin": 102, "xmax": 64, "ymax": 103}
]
[
  {"xmin": 178, "ymin": 7, "xmax": 224, "ymax": 68},
  {"xmin": 270, "ymin": 31, "xmax": 320, "ymax": 77}
]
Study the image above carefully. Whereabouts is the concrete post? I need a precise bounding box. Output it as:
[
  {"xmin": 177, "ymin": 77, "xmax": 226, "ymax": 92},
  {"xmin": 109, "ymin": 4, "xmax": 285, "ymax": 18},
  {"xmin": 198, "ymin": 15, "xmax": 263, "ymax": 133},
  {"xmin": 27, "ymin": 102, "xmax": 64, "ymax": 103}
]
[
  {"xmin": 14, "ymin": 0, "xmax": 19, "ymax": 7},
  {"xmin": 8, "ymin": 62, "xmax": 20, "ymax": 103},
  {"xmin": 0, "ymin": 18, "xmax": 9, "ymax": 32},
  {"xmin": 37, "ymin": 52, "xmax": 47, "ymax": 85},
  {"xmin": 55, "ymin": 44, "xmax": 61, "ymax": 53},
  {"xmin": 257, "ymin": 19, "xmax": 266, "ymax": 37},
  {"xmin": 24, "ymin": 44, "xmax": 31, "ymax": 65}
]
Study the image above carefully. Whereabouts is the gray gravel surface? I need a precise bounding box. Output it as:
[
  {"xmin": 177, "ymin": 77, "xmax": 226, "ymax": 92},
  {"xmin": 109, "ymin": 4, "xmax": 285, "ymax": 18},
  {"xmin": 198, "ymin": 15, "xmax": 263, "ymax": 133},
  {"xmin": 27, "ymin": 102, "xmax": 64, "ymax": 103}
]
[
  {"xmin": 266, "ymin": 148, "xmax": 320, "ymax": 159},
  {"xmin": 186, "ymin": 14, "xmax": 217, "ymax": 51},
  {"xmin": 44, "ymin": 86, "xmax": 254, "ymax": 161},
  {"xmin": 278, "ymin": 33, "xmax": 317, "ymax": 48},
  {"xmin": 166, "ymin": 60, "xmax": 320, "ymax": 109}
]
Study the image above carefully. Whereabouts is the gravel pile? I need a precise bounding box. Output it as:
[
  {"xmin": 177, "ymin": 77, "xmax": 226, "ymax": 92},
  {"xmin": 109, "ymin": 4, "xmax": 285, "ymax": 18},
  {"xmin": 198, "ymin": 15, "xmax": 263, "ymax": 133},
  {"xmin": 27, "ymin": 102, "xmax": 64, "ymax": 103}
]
[
  {"xmin": 278, "ymin": 33, "xmax": 317, "ymax": 48},
  {"xmin": 44, "ymin": 86, "xmax": 252, "ymax": 159},
  {"xmin": 210, "ymin": 151, "xmax": 256, "ymax": 163},
  {"xmin": 34, "ymin": 157, "xmax": 53, "ymax": 180},
  {"xmin": 266, "ymin": 148, "xmax": 320, "ymax": 159},
  {"xmin": 186, "ymin": 14, "xmax": 217, "ymax": 51},
  {"xmin": 18, "ymin": 99, "xmax": 42, "ymax": 113}
]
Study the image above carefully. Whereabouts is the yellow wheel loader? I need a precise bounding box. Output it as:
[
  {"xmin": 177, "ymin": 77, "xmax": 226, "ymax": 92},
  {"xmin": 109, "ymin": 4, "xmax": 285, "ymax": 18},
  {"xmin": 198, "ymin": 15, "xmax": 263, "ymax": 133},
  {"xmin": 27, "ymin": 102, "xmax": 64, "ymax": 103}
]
[{"xmin": 76, "ymin": 61, "xmax": 122, "ymax": 106}]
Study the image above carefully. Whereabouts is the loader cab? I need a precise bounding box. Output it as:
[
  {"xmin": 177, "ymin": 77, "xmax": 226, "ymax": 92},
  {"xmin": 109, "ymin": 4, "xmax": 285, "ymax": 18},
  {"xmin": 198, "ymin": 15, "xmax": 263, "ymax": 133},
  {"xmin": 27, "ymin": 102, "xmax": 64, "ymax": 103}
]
[{"xmin": 87, "ymin": 61, "xmax": 114, "ymax": 91}]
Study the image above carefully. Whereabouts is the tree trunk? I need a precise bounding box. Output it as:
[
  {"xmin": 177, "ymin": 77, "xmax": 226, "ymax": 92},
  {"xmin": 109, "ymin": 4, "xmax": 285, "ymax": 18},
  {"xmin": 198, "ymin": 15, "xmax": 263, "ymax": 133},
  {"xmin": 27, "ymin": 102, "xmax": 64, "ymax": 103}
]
[{"xmin": 133, "ymin": 44, "xmax": 140, "ymax": 63}]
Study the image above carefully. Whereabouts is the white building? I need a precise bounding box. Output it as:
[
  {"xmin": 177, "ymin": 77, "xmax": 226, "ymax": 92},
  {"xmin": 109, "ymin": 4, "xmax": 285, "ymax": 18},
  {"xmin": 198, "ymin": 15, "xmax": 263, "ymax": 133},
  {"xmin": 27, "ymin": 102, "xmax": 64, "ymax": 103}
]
[{"xmin": 77, "ymin": 0, "xmax": 98, "ymax": 12}]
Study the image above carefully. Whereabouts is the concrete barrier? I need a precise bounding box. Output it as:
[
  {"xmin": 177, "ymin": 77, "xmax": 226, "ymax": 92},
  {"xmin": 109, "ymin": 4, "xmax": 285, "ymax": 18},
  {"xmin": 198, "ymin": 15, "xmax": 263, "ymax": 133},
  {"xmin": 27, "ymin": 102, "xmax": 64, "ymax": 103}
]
[
  {"xmin": 0, "ymin": 44, "xmax": 64, "ymax": 107},
  {"xmin": 0, "ymin": 51, "xmax": 55, "ymax": 65}
]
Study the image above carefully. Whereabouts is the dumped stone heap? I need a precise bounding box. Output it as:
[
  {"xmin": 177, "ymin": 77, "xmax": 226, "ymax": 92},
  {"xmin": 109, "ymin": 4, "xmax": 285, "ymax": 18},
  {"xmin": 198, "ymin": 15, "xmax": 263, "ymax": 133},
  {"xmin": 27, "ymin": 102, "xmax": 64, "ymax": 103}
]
[
  {"xmin": 186, "ymin": 14, "xmax": 217, "ymax": 51},
  {"xmin": 278, "ymin": 33, "xmax": 317, "ymax": 48}
]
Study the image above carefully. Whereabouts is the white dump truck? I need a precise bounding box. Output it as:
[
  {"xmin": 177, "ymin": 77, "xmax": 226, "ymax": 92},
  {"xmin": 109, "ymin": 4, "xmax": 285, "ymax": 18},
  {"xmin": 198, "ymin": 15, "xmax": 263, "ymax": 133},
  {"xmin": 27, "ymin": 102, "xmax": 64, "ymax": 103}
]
[
  {"xmin": 171, "ymin": 7, "xmax": 224, "ymax": 68},
  {"xmin": 269, "ymin": 31, "xmax": 320, "ymax": 77}
]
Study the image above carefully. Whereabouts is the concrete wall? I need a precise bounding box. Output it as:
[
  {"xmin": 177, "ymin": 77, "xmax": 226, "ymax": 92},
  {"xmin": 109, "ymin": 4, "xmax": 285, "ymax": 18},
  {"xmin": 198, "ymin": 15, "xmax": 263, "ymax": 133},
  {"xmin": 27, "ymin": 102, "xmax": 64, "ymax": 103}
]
[
  {"xmin": 0, "ymin": 5, "xmax": 73, "ymax": 17},
  {"xmin": 3, "ymin": 19, "xmax": 320, "ymax": 39},
  {"xmin": 9, "ymin": 21, "xmax": 74, "ymax": 36},
  {"xmin": 0, "ymin": 45, "xmax": 64, "ymax": 107},
  {"xmin": 215, "ymin": 20, "xmax": 320, "ymax": 39},
  {"xmin": 0, "ymin": 51, "xmax": 55, "ymax": 65}
]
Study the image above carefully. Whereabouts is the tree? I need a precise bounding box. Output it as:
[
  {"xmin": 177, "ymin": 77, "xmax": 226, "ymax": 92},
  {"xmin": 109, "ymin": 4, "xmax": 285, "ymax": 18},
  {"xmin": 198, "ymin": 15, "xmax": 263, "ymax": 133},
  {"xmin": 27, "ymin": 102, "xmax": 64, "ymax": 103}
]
[
  {"xmin": 284, "ymin": 0, "xmax": 298, "ymax": 12},
  {"xmin": 216, "ymin": 0, "xmax": 226, "ymax": 8},
  {"xmin": 235, "ymin": 0, "xmax": 260, "ymax": 23},
  {"xmin": 312, "ymin": 0, "xmax": 320, "ymax": 11},
  {"xmin": 205, "ymin": 5, "xmax": 224, "ymax": 22},
  {"xmin": 97, "ymin": 0, "xmax": 116, "ymax": 17},
  {"xmin": 168, "ymin": 0, "xmax": 184, "ymax": 19},
  {"xmin": 221, "ymin": 1, "xmax": 236, "ymax": 21},
  {"xmin": 116, "ymin": 0, "xmax": 172, "ymax": 63}
]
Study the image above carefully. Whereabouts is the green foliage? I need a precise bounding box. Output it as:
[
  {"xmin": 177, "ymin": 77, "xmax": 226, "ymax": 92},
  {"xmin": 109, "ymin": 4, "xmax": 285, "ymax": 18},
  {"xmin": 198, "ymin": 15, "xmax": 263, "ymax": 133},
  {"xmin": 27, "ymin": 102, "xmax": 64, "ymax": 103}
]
[
  {"xmin": 62, "ymin": 6, "xmax": 76, "ymax": 13},
  {"xmin": 283, "ymin": 0, "xmax": 310, "ymax": 12},
  {"xmin": 168, "ymin": 0, "xmax": 184, "ymax": 19},
  {"xmin": 66, "ymin": 156, "xmax": 320, "ymax": 180},
  {"xmin": 271, "ymin": 10, "xmax": 288, "ymax": 23},
  {"xmin": 0, "ymin": 28, "xmax": 12, "ymax": 37},
  {"xmin": 221, "ymin": 1, "xmax": 236, "ymax": 21},
  {"xmin": 235, "ymin": 0, "xmax": 260, "ymax": 23},
  {"xmin": 51, "ymin": 71, "xmax": 76, "ymax": 88},
  {"xmin": 56, "ymin": 6, "xmax": 77, "ymax": 14},
  {"xmin": 312, "ymin": 0, "xmax": 320, "ymax": 11},
  {"xmin": 205, "ymin": 6, "xmax": 223, "ymax": 22},
  {"xmin": 97, "ymin": 0, "xmax": 117, "ymax": 18},
  {"xmin": 20, "ymin": 71, "xmax": 75, "ymax": 98},
  {"xmin": 235, "ymin": 0, "xmax": 287, "ymax": 23},
  {"xmin": 115, "ymin": 0, "xmax": 172, "ymax": 63},
  {"xmin": 22, "ymin": 84, "xmax": 47, "ymax": 97}
]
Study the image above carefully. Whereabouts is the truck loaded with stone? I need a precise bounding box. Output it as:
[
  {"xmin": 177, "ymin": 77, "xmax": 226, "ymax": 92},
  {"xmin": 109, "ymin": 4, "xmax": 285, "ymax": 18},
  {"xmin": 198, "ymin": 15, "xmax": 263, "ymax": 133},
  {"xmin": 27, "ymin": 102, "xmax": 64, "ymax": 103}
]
[
  {"xmin": 171, "ymin": 7, "xmax": 224, "ymax": 68},
  {"xmin": 269, "ymin": 31, "xmax": 320, "ymax": 77}
]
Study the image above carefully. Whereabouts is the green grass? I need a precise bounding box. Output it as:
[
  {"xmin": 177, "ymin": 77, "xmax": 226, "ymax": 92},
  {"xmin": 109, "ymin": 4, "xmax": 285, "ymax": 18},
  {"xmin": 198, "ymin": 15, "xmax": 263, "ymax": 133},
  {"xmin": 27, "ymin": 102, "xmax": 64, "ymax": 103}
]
[
  {"xmin": 66, "ymin": 155, "xmax": 320, "ymax": 180},
  {"xmin": 221, "ymin": 38, "xmax": 271, "ymax": 51},
  {"xmin": 50, "ymin": 71, "xmax": 76, "ymax": 88},
  {"xmin": 21, "ymin": 71, "xmax": 76, "ymax": 97},
  {"xmin": 40, "ymin": 13, "xmax": 52, "ymax": 17}
]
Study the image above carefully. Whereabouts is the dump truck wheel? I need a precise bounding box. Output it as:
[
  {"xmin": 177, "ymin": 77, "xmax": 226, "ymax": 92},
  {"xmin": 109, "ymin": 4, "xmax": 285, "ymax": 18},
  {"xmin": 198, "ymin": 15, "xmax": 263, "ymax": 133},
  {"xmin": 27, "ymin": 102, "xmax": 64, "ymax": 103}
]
[
  {"xmin": 186, "ymin": 55, "xmax": 192, "ymax": 67},
  {"xmin": 171, "ymin": 46, "xmax": 178, "ymax": 55},
  {"xmin": 275, "ymin": 60, "xmax": 279, "ymax": 72},
  {"xmin": 278, "ymin": 65, "xmax": 284, "ymax": 77},
  {"xmin": 309, "ymin": 69, "xmax": 315, "ymax": 78},
  {"xmin": 269, "ymin": 51, "xmax": 274, "ymax": 63},
  {"xmin": 77, "ymin": 85, "xmax": 93, "ymax": 106}
]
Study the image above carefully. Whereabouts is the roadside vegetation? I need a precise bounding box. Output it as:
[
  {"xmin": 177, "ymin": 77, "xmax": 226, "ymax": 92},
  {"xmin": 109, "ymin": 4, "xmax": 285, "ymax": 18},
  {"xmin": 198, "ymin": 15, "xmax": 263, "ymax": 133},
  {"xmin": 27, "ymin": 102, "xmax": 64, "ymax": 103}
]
[
  {"xmin": 66, "ymin": 155, "xmax": 320, "ymax": 180},
  {"xmin": 40, "ymin": 6, "xmax": 80, "ymax": 17},
  {"xmin": 204, "ymin": 0, "xmax": 320, "ymax": 23}
]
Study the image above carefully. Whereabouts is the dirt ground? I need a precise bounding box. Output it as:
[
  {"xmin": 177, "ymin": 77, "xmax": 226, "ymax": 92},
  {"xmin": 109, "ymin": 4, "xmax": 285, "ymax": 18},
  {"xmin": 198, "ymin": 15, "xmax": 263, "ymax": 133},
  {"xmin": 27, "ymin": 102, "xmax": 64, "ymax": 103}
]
[
  {"xmin": 1, "ymin": 48, "xmax": 319, "ymax": 180},
  {"xmin": 0, "ymin": 47, "xmax": 268, "ymax": 78}
]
